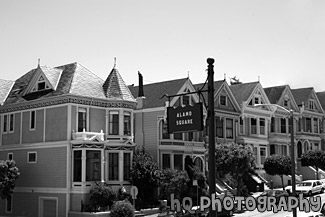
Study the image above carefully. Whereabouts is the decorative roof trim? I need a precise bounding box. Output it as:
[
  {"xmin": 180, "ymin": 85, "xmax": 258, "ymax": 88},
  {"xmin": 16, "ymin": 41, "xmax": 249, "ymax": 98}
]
[{"xmin": 0, "ymin": 94, "xmax": 136, "ymax": 113}]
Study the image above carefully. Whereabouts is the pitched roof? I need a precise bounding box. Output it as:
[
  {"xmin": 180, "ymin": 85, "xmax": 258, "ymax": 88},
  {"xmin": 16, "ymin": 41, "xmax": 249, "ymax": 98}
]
[
  {"xmin": 129, "ymin": 78, "xmax": 188, "ymax": 109},
  {"xmin": 316, "ymin": 92, "xmax": 325, "ymax": 110},
  {"xmin": 264, "ymin": 85, "xmax": 287, "ymax": 104},
  {"xmin": 291, "ymin": 87, "xmax": 313, "ymax": 106},
  {"xmin": 4, "ymin": 62, "xmax": 135, "ymax": 105},
  {"xmin": 229, "ymin": 81, "xmax": 259, "ymax": 104},
  {"xmin": 0, "ymin": 79, "xmax": 14, "ymax": 105},
  {"xmin": 194, "ymin": 80, "xmax": 224, "ymax": 102},
  {"xmin": 102, "ymin": 68, "xmax": 135, "ymax": 101}
]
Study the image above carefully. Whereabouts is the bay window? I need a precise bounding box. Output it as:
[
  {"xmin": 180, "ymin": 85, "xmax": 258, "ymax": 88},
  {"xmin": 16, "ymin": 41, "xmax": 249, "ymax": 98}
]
[
  {"xmin": 251, "ymin": 118, "xmax": 257, "ymax": 134},
  {"xmin": 260, "ymin": 118, "xmax": 265, "ymax": 135},
  {"xmin": 86, "ymin": 150, "xmax": 101, "ymax": 181},
  {"xmin": 124, "ymin": 112, "xmax": 131, "ymax": 136},
  {"xmin": 109, "ymin": 111, "xmax": 119, "ymax": 135},
  {"xmin": 73, "ymin": 150, "xmax": 82, "ymax": 182},
  {"xmin": 226, "ymin": 119, "xmax": 233, "ymax": 138},
  {"xmin": 216, "ymin": 118, "xmax": 224, "ymax": 138},
  {"xmin": 108, "ymin": 153, "xmax": 119, "ymax": 181}
]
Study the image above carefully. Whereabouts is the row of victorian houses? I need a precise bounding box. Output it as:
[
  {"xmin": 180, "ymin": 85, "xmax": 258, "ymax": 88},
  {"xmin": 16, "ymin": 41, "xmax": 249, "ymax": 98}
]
[{"xmin": 0, "ymin": 61, "xmax": 325, "ymax": 216}]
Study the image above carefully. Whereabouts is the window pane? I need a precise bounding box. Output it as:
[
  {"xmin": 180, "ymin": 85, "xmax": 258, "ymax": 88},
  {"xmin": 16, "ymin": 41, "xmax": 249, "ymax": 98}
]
[
  {"xmin": 174, "ymin": 132, "xmax": 182, "ymax": 140},
  {"xmin": 251, "ymin": 118, "xmax": 257, "ymax": 134},
  {"xmin": 3, "ymin": 115, "xmax": 7, "ymax": 132},
  {"xmin": 260, "ymin": 118, "xmax": 265, "ymax": 135},
  {"xmin": 9, "ymin": 114, "xmax": 14, "ymax": 132},
  {"xmin": 109, "ymin": 153, "xmax": 119, "ymax": 181},
  {"xmin": 31, "ymin": 111, "xmax": 36, "ymax": 129},
  {"xmin": 270, "ymin": 118, "xmax": 275, "ymax": 133},
  {"xmin": 78, "ymin": 109, "xmax": 87, "ymax": 132},
  {"xmin": 281, "ymin": 118, "xmax": 286, "ymax": 133},
  {"xmin": 220, "ymin": 95, "xmax": 226, "ymax": 106},
  {"xmin": 174, "ymin": 154, "xmax": 183, "ymax": 170},
  {"xmin": 306, "ymin": 118, "xmax": 312, "ymax": 132},
  {"xmin": 162, "ymin": 121, "xmax": 170, "ymax": 139},
  {"xmin": 6, "ymin": 195, "xmax": 12, "ymax": 212},
  {"xmin": 162, "ymin": 154, "xmax": 170, "ymax": 169},
  {"xmin": 314, "ymin": 118, "xmax": 319, "ymax": 133},
  {"xmin": 260, "ymin": 147, "xmax": 266, "ymax": 165},
  {"xmin": 109, "ymin": 112, "xmax": 119, "ymax": 135},
  {"xmin": 86, "ymin": 150, "xmax": 101, "ymax": 181},
  {"xmin": 73, "ymin": 150, "xmax": 82, "ymax": 182},
  {"xmin": 216, "ymin": 118, "xmax": 224, "ymax": 138},
  {"xmin": 123, "ymin": 153, "xmax": 131, "ymax": 180},
  {"xmin": 124, "ymin": 112, "xmax": 131, "ymax": 136},
  {"xmin": 226, "ymin": 119, "xmax": 233, "ymax": 138}
]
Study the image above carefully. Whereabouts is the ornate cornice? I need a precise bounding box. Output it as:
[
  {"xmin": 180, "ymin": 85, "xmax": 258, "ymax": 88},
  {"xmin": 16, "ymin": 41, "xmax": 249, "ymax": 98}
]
[{"xmin": 0, "ymin": 95, "xmax": 136, "ymax": 113}]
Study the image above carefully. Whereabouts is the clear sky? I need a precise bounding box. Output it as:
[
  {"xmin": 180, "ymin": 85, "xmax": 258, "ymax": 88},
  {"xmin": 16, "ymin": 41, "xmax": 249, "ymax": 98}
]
[{"xmin": 1, "ymin": 0, "xmax": 325, "ymax": 91}]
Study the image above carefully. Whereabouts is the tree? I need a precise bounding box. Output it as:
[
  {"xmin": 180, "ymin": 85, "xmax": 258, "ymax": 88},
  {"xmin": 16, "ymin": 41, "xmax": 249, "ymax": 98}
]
[
  {"xmin": 88, "ymin": 182, "xmax": 116, "ymax": 211},
  {"xmin": 130, "ymin": 147, "xmax": 161, "ymax": 208},
  {"xmin": 264, "ymin": 154, "xmax": 291, "ymax": 190},
  {"xmin": 159, "ymin": 169, "xmax": 190, "ymax": 201},
  {"xmin": 301, "ymin": 150, "xmax": 325, "ymax": 180},
  {"xmin": 0, "ymin": 160, "xmax": 20, "ymax": 199},
  {"xmin": 214, "ymin": 143, "xmax": 255, "ymax": 196}
]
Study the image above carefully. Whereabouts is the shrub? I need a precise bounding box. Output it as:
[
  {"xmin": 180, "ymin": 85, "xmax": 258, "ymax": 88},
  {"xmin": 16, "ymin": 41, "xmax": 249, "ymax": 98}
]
[
  {"xmin": 110, "ymin": 201, "xmax": 135, "ymax": 217},
  {"xmin": 88, "ymin": 182, "xmax": 116, "ymax": 212}
]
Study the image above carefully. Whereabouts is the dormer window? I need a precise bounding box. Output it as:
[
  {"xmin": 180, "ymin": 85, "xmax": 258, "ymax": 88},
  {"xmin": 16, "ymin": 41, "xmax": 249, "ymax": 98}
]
[
  {"xmin": 220, "ymin": 95, "xmax": 227, "ymax": 106},
  {"xmin": 283, "ymin": 99, "xmax": 288, "ymax": 107},
  {"xmin": 32, "ymin": 75, "xmax": 50, "ymax": 92},
  {"xmin": 309, "ymin": 100, "xmax": 315, "ymax": 110}
]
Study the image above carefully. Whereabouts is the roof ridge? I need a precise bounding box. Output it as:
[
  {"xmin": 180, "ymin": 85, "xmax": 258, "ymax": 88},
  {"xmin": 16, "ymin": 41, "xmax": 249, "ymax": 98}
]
[{"xmin": 131, "ymin": 77, "xmax": 188, "ymax": 88}]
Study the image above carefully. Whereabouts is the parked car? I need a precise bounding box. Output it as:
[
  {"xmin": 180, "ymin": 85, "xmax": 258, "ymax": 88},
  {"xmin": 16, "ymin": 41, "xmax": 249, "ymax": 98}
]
[
  {"xmin": 295, "ymin": 180, "xmax": 324, "ymax": 196},
  {"xmin": 259, "ymin": 189, "xmax": 289, "ymax": 205},
  {"xmin": 283, "ymin": 203, "xmax": 325, "ymax": 217}
]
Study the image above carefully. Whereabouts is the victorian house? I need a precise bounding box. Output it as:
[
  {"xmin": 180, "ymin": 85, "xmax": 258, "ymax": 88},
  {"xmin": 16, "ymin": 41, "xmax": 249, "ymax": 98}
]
[
  {"xmin": 292, "ymin": 87, "xmax": 325, "ymax": 180},
  {"xmin": 129, "ymin": 76, "xmax": 207, "ymax": 173},
  {"xmin": 229, "ymin": 81, "xmax": 273, "ymax": 179},
  {"xmin": 0, "ymin": 62, "xmax": 136, "ymax": 217},
  {"xmin": 263, "ymin": 85, "xmax": 301, "ymax": 187}
]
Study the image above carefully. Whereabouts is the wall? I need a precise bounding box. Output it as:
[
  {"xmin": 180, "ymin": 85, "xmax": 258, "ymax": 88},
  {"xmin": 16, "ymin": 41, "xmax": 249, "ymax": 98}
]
[{"xmin": 46, "ymin": 106, "xmax": 68, "ymax": 142}]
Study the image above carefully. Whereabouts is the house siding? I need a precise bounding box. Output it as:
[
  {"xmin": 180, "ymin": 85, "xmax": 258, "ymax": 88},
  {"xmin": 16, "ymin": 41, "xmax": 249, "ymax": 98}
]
[
  {"xmin": 89, "ymin": 107, "xmax": 105, "ymax": 133},
  {"xmin": 22, "ymin": 109, "xmax": 44, "ymax": 144},
  {"xmin": 2, "ymin": 112, "xmax": 21, "ymax": 145},
  {"xmin": 46, "ymin": 106, "xmax": 68, "ymax": 142},
  {"xmin": 0, "ymin": 146, "xmax": 68, "ymax": 188},
  {"xmin": 71, "ymin": 105, "xmax": 77, "ymax": 133},
  {"xmin": 0, "ymin": 192, "xmax": 66, "ymax": 217}
]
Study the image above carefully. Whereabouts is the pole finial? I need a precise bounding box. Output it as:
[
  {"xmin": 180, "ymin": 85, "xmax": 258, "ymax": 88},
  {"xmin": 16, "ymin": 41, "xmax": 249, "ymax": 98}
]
[
  {"xmin": 207, "ymin": 58, "xmax": 214, "ymax": 65},
  {"xmin": 38, "ymin": 58, "xmax": 40, "ymax": 68},
  {"xmin": 114, "ymin": 57, "xmax": 116, "ymax": 68}
]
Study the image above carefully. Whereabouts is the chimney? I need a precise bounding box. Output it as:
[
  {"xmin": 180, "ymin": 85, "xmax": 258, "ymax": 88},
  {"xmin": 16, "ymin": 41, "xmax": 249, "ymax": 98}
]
[
  {"xmin": 136, "ymin": 71, "xmax": 145, "ymax": 109},
  {"xmin": 138, "ymin": 71, "xmax": 144, "ymax": 97}
]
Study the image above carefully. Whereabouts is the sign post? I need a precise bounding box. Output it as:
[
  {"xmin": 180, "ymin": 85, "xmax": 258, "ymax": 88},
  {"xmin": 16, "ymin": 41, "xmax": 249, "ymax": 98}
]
[{"xmin": 130, "ymin": 186, "xmax": 138, "ymax": 209}]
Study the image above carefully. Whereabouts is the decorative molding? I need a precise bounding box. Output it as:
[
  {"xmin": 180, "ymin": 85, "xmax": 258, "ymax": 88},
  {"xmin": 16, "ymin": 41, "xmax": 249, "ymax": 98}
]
[{"xmin": 0, "ymin": 95, "xmax": 136, "ymax": 113}]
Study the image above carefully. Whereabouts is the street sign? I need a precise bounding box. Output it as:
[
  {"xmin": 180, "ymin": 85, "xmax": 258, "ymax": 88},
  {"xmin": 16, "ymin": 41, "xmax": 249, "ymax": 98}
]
[
  {"xmin": 130, "ymin": 186, "xmax": 138, "ymax": 199},
  {"xmin": 167, "ymin": 102, "xmax": 203, "ymax": 133}
]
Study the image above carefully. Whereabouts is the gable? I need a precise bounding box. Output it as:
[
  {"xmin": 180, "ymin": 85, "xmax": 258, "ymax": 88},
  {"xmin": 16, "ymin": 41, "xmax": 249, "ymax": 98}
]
[
  {"xmin": 214, "ymin": 82, "xmax": 240, "ymax": 113},
  {"xmin": 278, "ymin": 87, "xmax": 299, "ymax": 112},
  {"xmin": 246, "ymin": 83, "xmax": 271, "ymax": 109},
  {"xmin": 307, "ymin": 91, "xmax": 324, "ymax": 113},
  {"xmin": 170, "ymin": 79, "xmax": 202, "ymax": 107}
]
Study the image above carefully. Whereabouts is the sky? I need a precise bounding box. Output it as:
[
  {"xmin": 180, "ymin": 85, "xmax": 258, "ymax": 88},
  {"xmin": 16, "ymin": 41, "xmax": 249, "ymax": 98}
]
[{"xmin": 1, "ymin": 0, "xmax": 325, "ymax": 92}]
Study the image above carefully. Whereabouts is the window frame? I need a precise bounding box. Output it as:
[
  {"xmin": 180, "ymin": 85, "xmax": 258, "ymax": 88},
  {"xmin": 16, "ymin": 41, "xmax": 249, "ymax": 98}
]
[
  {"xmin": 219, "ymin": 95, "xmax": 227, "ymax": 106},
  {"xmin": 9, "ymin": 113, "xmax": 14, "ymax": 133},
  {"xmin": 27, "ymin": 151, "xmax": 37, "ymax": 163},
  {"xmin": 30, "ymin": 110, "xmax": 36, "ymax": 130},
  {"xmin": 77, "ymin": 107, "xmax": 87, "ymax": 132},
  {"xmin": 109, "ymin": 111, "xmax": 119, "ymax": 135},
  {"xmin": 5, "ymin": 194, "xmax": 12, "ymax": 213},
  {"xmin": 3, "ymin": 114, "xmax": 8, "ymax": 133}
]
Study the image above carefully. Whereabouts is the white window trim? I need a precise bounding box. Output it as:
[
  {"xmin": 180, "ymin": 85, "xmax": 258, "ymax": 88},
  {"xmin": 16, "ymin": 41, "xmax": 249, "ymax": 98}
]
[
  {"xmin": 9, "ymin": 113, "xmax": 14, "ymax": 133},
  {"xmin": 106, "ymin": 150, "xmax": 132, "ymax": 184},
  {"xmin": 219, "ymin": 95, "xmax": 227, "ymax": 106},
  {"xmin": 27, "ymin": 151, "xmax": 37, "ymax": 163},
  {"xmin": 2, "ymin": 114, "xmax": 8, "ymax": 134},
  {"xmin": 7, "ymin": 153, "xmax": 13, "ymax": 161},
  {"xmin": 76, "ymin": 107, "xmax": 89, "ymax": 132},
  {"xmin": 5, "ymin": 194, "xmax": 13, "ymax": 213},
  {"xmin": 30, "ymin": 110, "xmax": 36, "ymax": 131}
]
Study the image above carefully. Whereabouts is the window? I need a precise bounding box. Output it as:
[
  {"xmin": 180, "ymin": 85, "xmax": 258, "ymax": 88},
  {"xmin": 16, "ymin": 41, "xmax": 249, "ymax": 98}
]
[
  {"xmin": 9, "ymin": 114, "xmax": 14, "ymax": 132},
  {"xmin": 314, "ymin": 118, "xmax": 319, "ymax": 133},
  {"xmin": 73, "ymin": 150, "xmax": 82, "ymax": 182},
  {"xmin": 260, "ymin": 118, "xmax": 265, "ymax": 135},
  {"xmin": 314, "ymin": 143, "xmax": 319, "ymax": 150},
  {"xmin": 306, "ymin": 118, "xmax": 312, "ymax": 132},
  {"xmin": 162, "ymin": 121, "xmax": 170, "ymax": 139},
  {"xmin": 28, "ymin": 152, "xmax": 37, "ymax": 163},
  {"xmin": 3, "ymin": 114, "xmax": 7, "ymax": 133},
  {"xmin": 194, "ymin": 157, "xmax": 203, "ymax": 172},
  {"xmin": 5, "ymin": 194, "xmax": 12, "ymax": 213},
  {"xmin": 108, "ymin": 153, "xmax": 119, "ymax": 181},
  {"xmin": 283, "ymin": 99, "xmax": 288, "ymax": 107},
  {"xmin": 260, "ymin": 147, "xmax": 266, "ymax": 165},
  {"xmin": 281, "ymin": 118, "xmax": 286, "ymax": 133},
  {"xmin": 309, "ymin": 100, "xmax": 315, "ymax": 110},
  {"xmin": 270, "ymin": 117, "xmax": 275, "ymax": 133},
  {"xmin": 109, "ymin": 111, "xmax": 119, "ymax": 135},
  {"xmin": 7, "ymin": 153, "xmax": 13, "ymax": 161},
  {"xmin": 174, "ymin": 154, "xmax": 183, "ymax": 171},
  {"xmin": 183, "ymin": 95, "xmax": 190, "ymax": 106},
  {"xmin": 216, "ymin": 118, "xmax": 224, "ymax": 138},
  {"xmin": 187, "ymin": 132, "xmax": 194, "ymax": 141},
  {"xmin": 254, "ymin": 97, "xmax": 260, "ymax": 105},
  {"xmin": 86, "ymin": 150, "xmax": 101, "ymax": 181},
  {"xmin": 78, "ymin": 108, "xmax": 87, "ymax": 132},
  {"xmin": 239, "ymin": 118, "xmax": 244, "ymax": 135},
  {"xmin": 32, "ymin": 75, "xmax": 50, "ymax": 92},
  {"xmin": 270, "ymin": 144, "xmax": 276, "ymax": 155},
  {"xmin": 173, "ymin": 132, "xmax": 182, "ymax": 140},
  {"xmin": 123, "ymin": 112, "xmax": 131, "ymax": 136},
  {"xmin": 220, "ymin": 95, "xmax": 227, "ymax": 106},
  {"xmin": 30, "ymin": 110, "xmax": 36, "ymax": 130},
  {"xmin": 162, "ymin": 154, "xmax": 170, "ymax": 169},
  {"xmin": 226, "ymin": 119, "xmax": 233, "ymax": 138},
  {"xmin": 282, "ymin": 145, "xmax": 287, "ymax": 155},
  {"xmin": 250, "ymin": 118, "xmax": 257, "ymax": 134},
  {"xmin": 123, "ymin": 153, "xmax": 131, "ymax": 181}
]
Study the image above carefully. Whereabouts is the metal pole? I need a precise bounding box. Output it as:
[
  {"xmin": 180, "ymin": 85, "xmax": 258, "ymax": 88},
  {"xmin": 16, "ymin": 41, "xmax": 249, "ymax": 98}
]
[
  {"xmin": 207, "ymin": 58, "xmax": 216, "ymax": 217},
  {"xmin": 290, "ymin": 110, "xmax": 297, "ymax": 217}
]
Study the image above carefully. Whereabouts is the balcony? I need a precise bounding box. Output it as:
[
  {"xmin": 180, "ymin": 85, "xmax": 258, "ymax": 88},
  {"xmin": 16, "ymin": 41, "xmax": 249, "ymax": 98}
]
[
  {"xmin": 72, "ymin": 129, "xmax": 105, "ymax": 141},
  {"xmin": 159, "ymin": 139, "xmax": 205, "ymax": 148}
]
